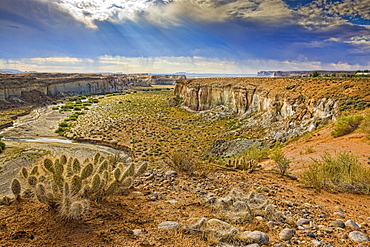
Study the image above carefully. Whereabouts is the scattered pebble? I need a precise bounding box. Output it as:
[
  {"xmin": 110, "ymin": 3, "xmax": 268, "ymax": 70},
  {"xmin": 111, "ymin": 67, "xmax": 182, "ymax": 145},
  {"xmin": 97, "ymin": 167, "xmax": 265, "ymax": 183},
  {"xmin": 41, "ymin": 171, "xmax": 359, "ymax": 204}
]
[
  {"xmin": 330, "ymin": 219, "xmax": 345, "ymax": 228},
  {"xmin": 132, "ymin": 229, "xmax": 142, "ymax": 236},
  {"xmin": 345, "ymin": 220, "xmax": 360, "ymax": 229},
  {"xmin": 158, "ymin": 221, "xmax": 180, "ymax": 230},
  {"xmin": 279, "ymin": 228, "xmax": 295, "ymax": 241},
  {"xmin": 349, "ymin": 231, "xmax": 370, "ymax": 243},
  {"xmin": 306, "ymin": 231, "xmax": 316, "ymax": 238},
  {"xmin": 297, "ymin": 218, "xmax": 310, "ymax": 226},
  {"xmin": 334, "ymin": 212, "xmax": 345, "ymax": 218}
]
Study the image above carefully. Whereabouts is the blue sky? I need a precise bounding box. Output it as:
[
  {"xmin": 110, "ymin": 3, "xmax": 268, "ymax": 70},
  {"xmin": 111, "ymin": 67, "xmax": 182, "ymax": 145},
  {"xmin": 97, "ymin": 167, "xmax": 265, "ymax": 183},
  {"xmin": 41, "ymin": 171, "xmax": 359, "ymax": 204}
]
[{"xmin": 0, "ymin": 0, "xmax": 369, "ymax": 74}]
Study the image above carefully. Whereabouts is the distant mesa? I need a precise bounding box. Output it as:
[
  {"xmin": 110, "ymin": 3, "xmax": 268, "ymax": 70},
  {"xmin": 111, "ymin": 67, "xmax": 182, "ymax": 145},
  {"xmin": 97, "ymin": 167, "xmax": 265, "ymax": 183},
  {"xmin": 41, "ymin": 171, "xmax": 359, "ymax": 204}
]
[
  {"xmin": 257, "ymin": 70, "xmax": 369, "ymax": 77},
  {"xmin": 0, "ymin": 69, "xmax": 24, "ymax": 74}
]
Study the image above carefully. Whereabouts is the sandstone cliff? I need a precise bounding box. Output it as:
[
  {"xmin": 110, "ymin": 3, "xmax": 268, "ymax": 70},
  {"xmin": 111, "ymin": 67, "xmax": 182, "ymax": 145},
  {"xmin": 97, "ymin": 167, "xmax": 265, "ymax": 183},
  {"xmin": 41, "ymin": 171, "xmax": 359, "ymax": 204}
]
[
  {"xmin": 174, "ymin": 77, "xmax": 360, "ymax": 153},
  {"xmin": 0, "ymin": 73, "xmax": 185, "ymax": 103}
]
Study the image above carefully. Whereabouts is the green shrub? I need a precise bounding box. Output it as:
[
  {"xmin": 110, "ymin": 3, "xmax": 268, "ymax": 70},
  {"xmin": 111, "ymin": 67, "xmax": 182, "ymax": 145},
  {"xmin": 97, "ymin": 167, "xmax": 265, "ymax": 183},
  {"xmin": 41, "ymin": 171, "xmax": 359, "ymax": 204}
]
[
  {"xmin": 331, "ymin": 115, "xmax": 364, "ymax": 138},
  {"xmin": 360, "ymin": 114, "xmax": 370, "ymax": 138},
  {"xmin": 238, "ymin": 144, "xmax": 269, "ymax": 162},
  {"xmin": 301, "ymin": 152, "xmax": 370, "ymax": 194},
  {"xmin": 0, "ymin": 141, "xmax": 5, "ymax": 153},
  {"xmin": 270, "ymin": 148, "xmax": 291, "ymax": 175},
  {"xmin": 59, "ymin": 121, "xmax": 68, "ymax": 128}
]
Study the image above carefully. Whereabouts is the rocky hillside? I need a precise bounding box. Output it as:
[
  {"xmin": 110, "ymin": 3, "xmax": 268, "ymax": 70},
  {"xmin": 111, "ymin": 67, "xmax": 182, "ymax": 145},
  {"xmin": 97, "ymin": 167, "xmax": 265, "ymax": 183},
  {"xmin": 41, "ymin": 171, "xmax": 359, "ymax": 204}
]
[{"xmin": 175, "ymin": 77, "xmax": 370, "ymax": 153}]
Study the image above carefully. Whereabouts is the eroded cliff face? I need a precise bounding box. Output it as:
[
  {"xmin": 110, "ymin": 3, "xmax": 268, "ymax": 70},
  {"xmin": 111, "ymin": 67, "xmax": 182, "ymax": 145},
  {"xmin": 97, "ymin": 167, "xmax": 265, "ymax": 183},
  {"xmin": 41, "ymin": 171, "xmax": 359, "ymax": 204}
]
[
  {"xmin": 175, "ymin": 78, "xmax": 339, "ymax": 148},
  {"xmin": 0, "ymin": 73, "xmax": 185, "ymax": 102}
]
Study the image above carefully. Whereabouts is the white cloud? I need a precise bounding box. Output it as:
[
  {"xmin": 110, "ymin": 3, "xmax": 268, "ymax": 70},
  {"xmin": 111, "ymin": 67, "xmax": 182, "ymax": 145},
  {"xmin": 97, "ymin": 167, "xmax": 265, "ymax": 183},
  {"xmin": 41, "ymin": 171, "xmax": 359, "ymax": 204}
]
[
  {"xmin": 55, "ymin": 0, "xmax": 153, "ymax": 28},
  {"xmin": 1, "ymin": 56, "xmax": 367, "ymax": 74},
  {"xmin": 297, "ymin": 0, "xmax": 370, "ymax": 29},
  {"xmin": 0, "ymin": 57, "xmax": 95, "ymax": 72}
]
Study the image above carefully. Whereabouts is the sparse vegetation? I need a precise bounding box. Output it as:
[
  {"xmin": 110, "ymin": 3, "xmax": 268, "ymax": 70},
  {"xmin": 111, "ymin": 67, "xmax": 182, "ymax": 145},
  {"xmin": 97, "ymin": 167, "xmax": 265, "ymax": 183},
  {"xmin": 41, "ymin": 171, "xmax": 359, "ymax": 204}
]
[
  {"xmin": 331, "ymin": 115, "xmax": 364, "ymax": 137},
  {"xmin": 359, "ymin": 114, "xmax": 370, "ymax": 138},
  {"xmin": 301, "ymin": 152, "xmax": 370, "ymax": 194},
  {"xmin": 238, "ymin": 144, "xmax": 269, "ymax": 162},
  {"xmin": 0, "ymin": 141, "xmax": 5, "ymax": 153},
  {"xmin": 165, "ymin": 151, "xmax": 198, "ymax": 175},
  {"xmin": 270, "ymin": 148, "xmax": 291, "ymax": 175}
]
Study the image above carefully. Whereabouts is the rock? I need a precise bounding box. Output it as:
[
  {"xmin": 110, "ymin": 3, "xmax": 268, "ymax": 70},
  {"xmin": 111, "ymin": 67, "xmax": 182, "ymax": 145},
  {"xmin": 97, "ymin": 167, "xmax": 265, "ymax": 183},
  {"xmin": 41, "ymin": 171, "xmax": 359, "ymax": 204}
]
[
  {"xmin": 312, "ymin": 240, "xmax": 321, "ymax": 246},
  {"xmin": 246, "ymin": 244, "xmax": 260, "ymax": 247},
  {"xmin": 297, "ymin": 218, "xmax": 310, "ymax": 226},
  {"xmin": 334, "ymin": 206, "xmax": 343, "ymax": 211},
  {"xmin": 273, "ymin": 244, "xmax": 285, "ymax": 247},
  {"xmin": 165, "ymin": 199, "xmax": 178, "ymax": 204},
  {"xmin": 286, "ymin": 174, "xmax": 297, "ymax": 180},
  {"xmin": 318, "ymin": 225, "xmax": 334, "ymax": 232},
  {"xmin": 132, "ymin": 229, "xmax": 142, "ymax": 236},
  {"xmin": 180, "ymin": 185, "xmax": 188, "ymax": 191},
  {"xmin": 165, "ymin": 170, "xmax": 177, "ymax": 177},
  {"xmin": 349, "ymin": 231, "xmax": 370, "ymax": 243},
  {"xmin": 338, "ymin": 233, "xmax": 348, "ymax": 239},
  {"xmin": 196, "ymin": 187, "xmax": 206, "ymax": 195},
  {"xmin": 330, "ymin": 219, "xmax": 345, "ymax": 228},
  {"xmin": 298, "ymin": 226, "xmax": 305, "ymax": 230},
  {"xmin": 306, "ymin": 231, "xmax": 316, "ymax": 238},
  {"xmin": 238, "ymin": 231, "xmax": 269, "ymax": 245},
  {"xmin": 334, "ymin": 212, "xmax": 345, "ymax": 218},
  {"xmin": 285, "ymin": 201, "xmax": 294, "ymax": 207},
  {"xmin": 149, "ymin": 192, "xmax": 159, "ymax": 201},
  {"xmin": 279, "ymin": 228, "xmax": 296, "ymax": 241},
  {"xmin": 158, "ymin": 221, "xmax": 180, "ymax": 230},
  {"xmin": 260, "ymin": 187, "xmax": 269, "ymax": 192},
  {"xmin": 345, "ymin": 220, "xmax": 360, "ymax": 229}
]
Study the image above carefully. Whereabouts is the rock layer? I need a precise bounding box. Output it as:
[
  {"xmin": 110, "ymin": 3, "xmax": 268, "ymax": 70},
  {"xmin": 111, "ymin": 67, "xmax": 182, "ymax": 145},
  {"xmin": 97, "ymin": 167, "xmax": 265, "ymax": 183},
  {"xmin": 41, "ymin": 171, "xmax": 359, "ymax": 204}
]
[{"xmin": 175, "ymin": 78, "xmax": 339, "ymax": 144}]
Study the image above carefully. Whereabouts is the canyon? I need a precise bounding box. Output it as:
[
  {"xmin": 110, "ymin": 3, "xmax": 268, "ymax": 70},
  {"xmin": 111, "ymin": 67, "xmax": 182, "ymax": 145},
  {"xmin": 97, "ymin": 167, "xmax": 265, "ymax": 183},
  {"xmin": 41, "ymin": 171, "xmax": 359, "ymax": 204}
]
[
  {"xmin": 0, "ymin": 73, "xmax": 184, "ymax": 104},
  {"xmin": 175, "ymin": 77, "xmax": 369, "ymax": 151}
]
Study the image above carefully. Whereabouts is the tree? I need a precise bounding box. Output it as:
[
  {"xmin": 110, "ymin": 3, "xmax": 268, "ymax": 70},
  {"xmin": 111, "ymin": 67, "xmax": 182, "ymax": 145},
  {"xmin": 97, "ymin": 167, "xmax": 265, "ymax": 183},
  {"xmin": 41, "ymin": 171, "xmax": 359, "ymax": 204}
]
[{"xmin": 311, "ymin": 71, "xmax": 320, "ymax": 77}]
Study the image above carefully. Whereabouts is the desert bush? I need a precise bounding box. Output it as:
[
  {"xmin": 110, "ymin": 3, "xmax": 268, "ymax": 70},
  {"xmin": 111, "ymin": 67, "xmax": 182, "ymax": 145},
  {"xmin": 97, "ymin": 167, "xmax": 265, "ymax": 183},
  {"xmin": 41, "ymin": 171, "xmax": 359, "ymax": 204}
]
[
  {"xmin": 165, "ymin": 151, "xmax": 198, "ymax": 175},
  {"xmin": 331, "ymin": 115, "xmax": 364, "ymax": 138},
  {"xmin": 0, "ymin": 141, "xmax": 5, "ymax": 153},
  {"xmin": 238, "ymin": 144, "xmax": 270, "ymax": 162},
  {"xmin": 301, "ymin": 152, "xmax": 370, "ymax": 194},
  {"xmin": 270, "ymin": 149, "xmax": 291, "ymax": 175},
  {"xmin": 359, "ymin": 114, "xmax": 370, "ymax": 138},
  {"xmin": 17, "ymin": 153, "xmax": 147, "ymax": 220}
]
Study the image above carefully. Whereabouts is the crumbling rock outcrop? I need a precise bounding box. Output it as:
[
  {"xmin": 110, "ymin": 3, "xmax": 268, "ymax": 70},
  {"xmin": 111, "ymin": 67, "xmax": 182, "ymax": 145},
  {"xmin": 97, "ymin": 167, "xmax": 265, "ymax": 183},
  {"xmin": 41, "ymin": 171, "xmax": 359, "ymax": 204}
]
[{"xmin": 175, "ymin": 78, "xmax": 339, "ymax": 149}]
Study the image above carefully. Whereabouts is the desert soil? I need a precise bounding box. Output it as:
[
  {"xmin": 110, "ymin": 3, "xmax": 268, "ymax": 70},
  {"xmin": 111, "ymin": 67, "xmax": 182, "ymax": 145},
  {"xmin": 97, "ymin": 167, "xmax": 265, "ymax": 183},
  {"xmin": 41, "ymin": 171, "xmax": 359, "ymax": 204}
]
[{"xmin": 0, "ymin": 90, "xmax": 369, "ymax": 246}]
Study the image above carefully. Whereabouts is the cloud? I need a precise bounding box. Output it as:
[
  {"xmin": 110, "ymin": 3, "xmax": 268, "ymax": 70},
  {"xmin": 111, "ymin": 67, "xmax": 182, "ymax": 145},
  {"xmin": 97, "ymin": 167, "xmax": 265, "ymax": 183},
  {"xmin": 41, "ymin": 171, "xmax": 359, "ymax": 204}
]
[
  {"xmin": 0, "ymin": 57, "xmax": 95, "ymax": 72},
  {"xmin": 55, "ymin": 0, "xmax": 153, "ymax": 28},
  {"xmin": 1, "ymin": 56, "xmax": 368, "ymax": 74},
  {"xmin": 51, "ymin": 0, "xmax": 370, "ymax": 31},
  {"xmin": 297, "ymin": 0, "xmax": 370, "ymax": 29}
]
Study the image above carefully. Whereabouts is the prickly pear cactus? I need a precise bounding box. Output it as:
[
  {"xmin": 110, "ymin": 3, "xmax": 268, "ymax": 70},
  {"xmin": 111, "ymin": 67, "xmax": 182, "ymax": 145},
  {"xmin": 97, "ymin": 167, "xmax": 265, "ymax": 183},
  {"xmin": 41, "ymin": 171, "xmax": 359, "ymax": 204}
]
[{"xmin": 17, "ymin": 153, "xmax": 147, "ymax": 220}]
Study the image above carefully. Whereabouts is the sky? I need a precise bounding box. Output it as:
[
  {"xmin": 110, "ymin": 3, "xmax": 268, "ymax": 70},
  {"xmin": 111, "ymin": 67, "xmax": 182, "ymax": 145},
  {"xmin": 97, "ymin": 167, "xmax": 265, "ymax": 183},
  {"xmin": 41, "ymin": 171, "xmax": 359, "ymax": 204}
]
[{"xmin": 0, "ymin": 0, "xmax": 369, "ymax": 74}]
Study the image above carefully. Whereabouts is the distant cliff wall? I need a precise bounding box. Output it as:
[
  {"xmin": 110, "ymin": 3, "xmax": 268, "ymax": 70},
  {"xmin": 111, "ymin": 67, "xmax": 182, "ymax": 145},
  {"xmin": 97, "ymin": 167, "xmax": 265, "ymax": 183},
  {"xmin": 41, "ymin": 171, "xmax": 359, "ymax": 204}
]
[{"xmin": 0, "ymin": 74, "xmax": 185, "ymax": 102}]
